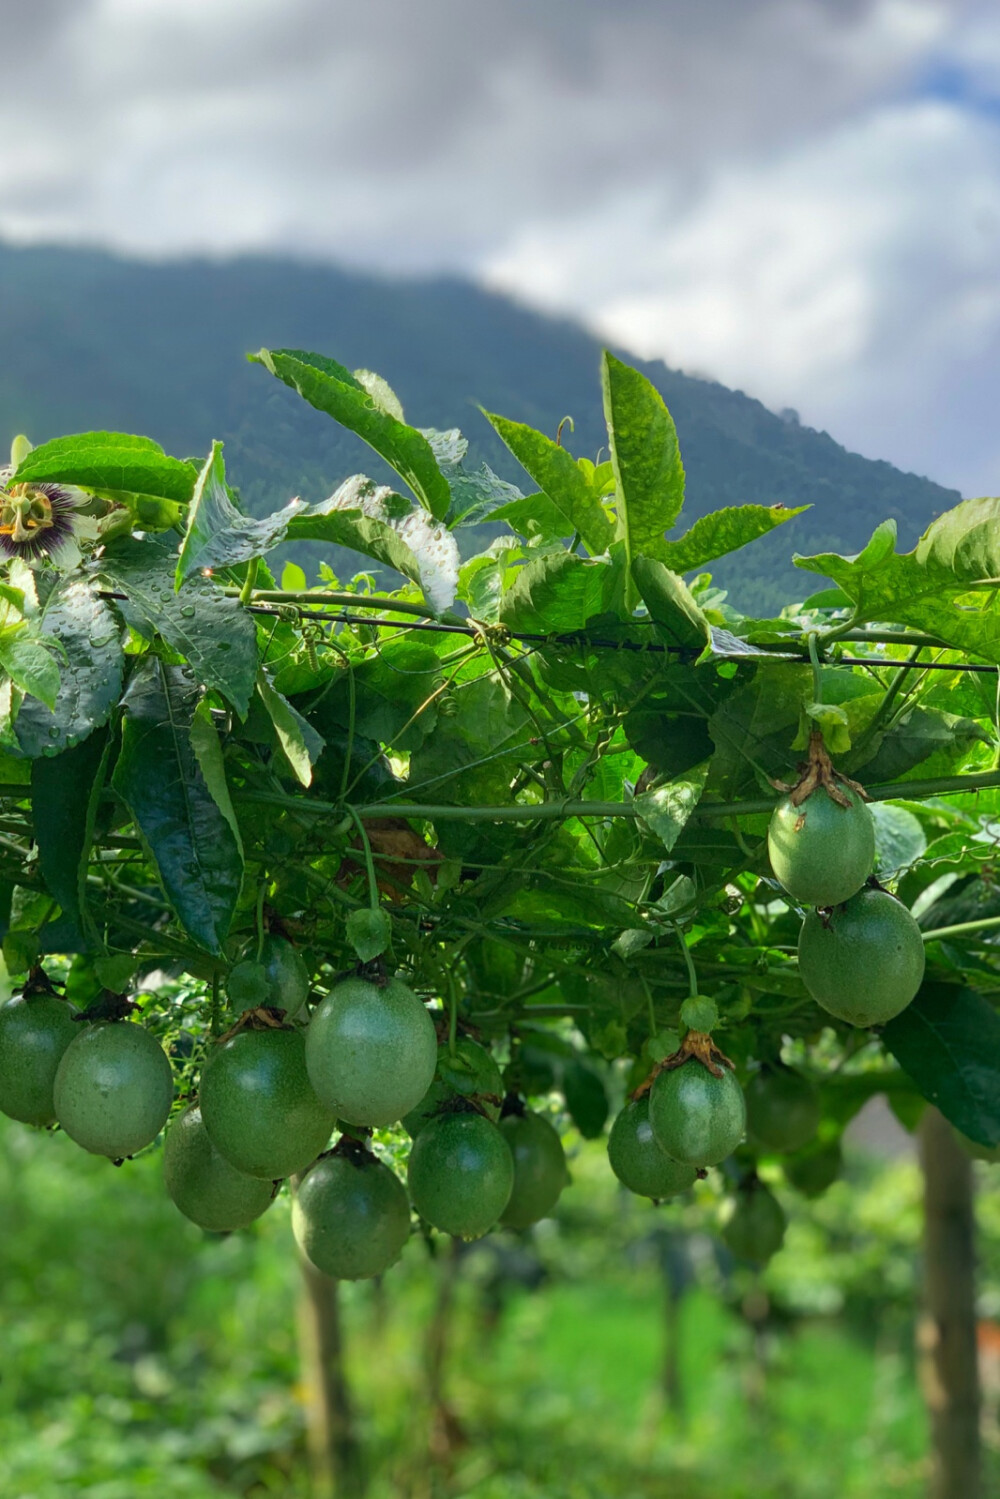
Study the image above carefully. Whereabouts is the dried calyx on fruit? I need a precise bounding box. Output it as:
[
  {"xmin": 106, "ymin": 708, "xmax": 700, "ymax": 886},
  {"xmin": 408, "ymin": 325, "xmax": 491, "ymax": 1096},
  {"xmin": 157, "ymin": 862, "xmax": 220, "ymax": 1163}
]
[{"xmin": 767, "ymin": 730, "xmax": 875, "ymax": 909}]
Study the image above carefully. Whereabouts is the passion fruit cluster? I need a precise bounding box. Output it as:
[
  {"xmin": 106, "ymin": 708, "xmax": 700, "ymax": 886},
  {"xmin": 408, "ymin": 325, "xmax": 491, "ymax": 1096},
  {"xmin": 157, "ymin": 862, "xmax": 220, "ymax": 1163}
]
[
  {"xmin": 0, "ymin": 948, "xmax": 572, "ymax": 1281},
  {"xmin": 768, "ymin": 732, "xmax": 925, "ymax": 1027}
]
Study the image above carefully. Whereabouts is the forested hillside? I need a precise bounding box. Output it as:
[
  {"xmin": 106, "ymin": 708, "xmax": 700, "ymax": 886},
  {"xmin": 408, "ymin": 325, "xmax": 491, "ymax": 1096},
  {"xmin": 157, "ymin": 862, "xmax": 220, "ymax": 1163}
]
[{"xmin": 0, "ymin": 242, "xmax": 959, "ymax": 611}]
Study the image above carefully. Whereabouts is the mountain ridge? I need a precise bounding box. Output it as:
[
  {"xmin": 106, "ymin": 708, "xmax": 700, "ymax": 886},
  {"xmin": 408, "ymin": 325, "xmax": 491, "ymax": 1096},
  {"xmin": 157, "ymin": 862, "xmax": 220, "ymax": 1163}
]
[{"xmin": 0, "ymin": 241, "xmax": 960, "ymax": 611}]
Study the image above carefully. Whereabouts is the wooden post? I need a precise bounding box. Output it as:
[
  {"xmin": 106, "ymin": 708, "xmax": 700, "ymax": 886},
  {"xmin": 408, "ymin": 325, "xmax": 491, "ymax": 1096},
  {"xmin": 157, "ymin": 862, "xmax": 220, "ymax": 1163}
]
[
  {"xmin": 918, "ymin": 1107, "xmax": 981, "ymax": 1499},
  {"xmin": 296, "ymin": 1250, "xmax": 365, "ymax": 1498}
]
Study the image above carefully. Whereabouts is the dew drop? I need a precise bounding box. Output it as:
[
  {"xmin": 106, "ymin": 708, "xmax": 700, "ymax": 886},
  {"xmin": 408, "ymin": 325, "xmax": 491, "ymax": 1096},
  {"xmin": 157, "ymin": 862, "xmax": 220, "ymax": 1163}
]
[{"xmin": 180, "ymin": 605, "xmax": 196, "ymax": 619}]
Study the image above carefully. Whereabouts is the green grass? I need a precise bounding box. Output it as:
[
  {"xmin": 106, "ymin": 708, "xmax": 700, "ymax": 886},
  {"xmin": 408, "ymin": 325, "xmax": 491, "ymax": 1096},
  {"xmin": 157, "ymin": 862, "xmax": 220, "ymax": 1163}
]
[{"xmin": 0, "ymin": 1113, "xmax": 974, "ymax": 1499}]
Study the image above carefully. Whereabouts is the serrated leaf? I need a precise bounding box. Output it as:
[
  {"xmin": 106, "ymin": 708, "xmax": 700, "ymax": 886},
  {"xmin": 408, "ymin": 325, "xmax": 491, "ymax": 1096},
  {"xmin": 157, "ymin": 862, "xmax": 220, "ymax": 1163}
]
[
  {"xmin": 256, "ymin": 671, "xmax": 325, "ymax": 787},
  {"xmin": 14, "ymin": 579, "xmax": 124, "ymax": 757},
  {"xmin": 659, "ymin": 504, "xmax": 807, "ymax": 574},
  {"xmin": 112, "ymin": 659, "xmax": 242, "ymax": 953},
  {"xmin": 98, "ymin": 537, "xmax": 258, "ymax": 715},
  {"xmin": 492, "ymin": 492, "xmax": 569, "ymax": 543},
  {"xmin": 13, "ymin": 431, "xmax": 196, "ymax": 502},
  {"xmin": 500, "ymin": 552, "xmax": 617, "ymax": 634},
  {"xmin": 635, "ymin": 762, "xmax": 710, "ymax": 853},
  {"xmin": 914, "ymin": 497, "xmax": 1000, "ymax": 582},
  {"xmin": 251, "ymin": 348, "xmax": 452, "ymax": 520},
  {"xmin": 883, "ymin": 983, "xmax": 1000, "ymax": 1147},
  {"xmin": 346, "ymin": 907, "xmax": 392, "ymax": 962},
  {"xmin": 286, "ymin": 476, "xmax": 460, "ymax": 612},
  {"xmin": 795, "ymin": 503, "xmax": 1000, "ymax": 665},
  {"xmin": 31, "ymin": 728, "xmax": 108, "ymax": 931},
  {"xmin": 602, "ymin": 352, "xmax": 685, "ymax": 574},
  {"xmin": 176, "ymin": 441, "xmax": 306, "ymax": 586},
  {"xmin": 484, "ymin": 411, "xmax": 614, "ymax": 556}
]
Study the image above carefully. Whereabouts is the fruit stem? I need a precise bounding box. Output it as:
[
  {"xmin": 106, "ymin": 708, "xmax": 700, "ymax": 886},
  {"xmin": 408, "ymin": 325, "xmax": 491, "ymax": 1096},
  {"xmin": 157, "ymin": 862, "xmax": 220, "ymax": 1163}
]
[
  {"xmin": 807, "ymin": 632, "xmax": 822, "ymax": 706},
  {"xmin": 210, "ymin": 971, "xmax": 223, "ymax": 1036},
  {"xmin": 643, "ymin": 975, "xmax": 657, "ymax": 1039},
  {"xmin": 344, "ymin": 806, "xmax": 381, "ymax": 913},
  {"xmin": 674, "ymin": 925, "xmax": 699, "ymax": 999},
  {"xmin": 254, "ymin": 883, "xmax": 266, "ymax": 963}
]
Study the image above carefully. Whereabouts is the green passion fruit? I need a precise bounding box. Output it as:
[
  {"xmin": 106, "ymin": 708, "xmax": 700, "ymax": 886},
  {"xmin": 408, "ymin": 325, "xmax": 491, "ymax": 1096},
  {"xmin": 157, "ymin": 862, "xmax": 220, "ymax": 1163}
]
[
  {"xmin": 293, "ymin": 1148, "xmax": 411, "ymax": 1279},
  {"xmin": 54, "ymin": 1022, "xmax": 174, "ymax": 1159},
  {"xmin": 607, "ymin": 1097, "xmax": 698, "ymax": 1199},
  {"xmin": 305, "ymin": 975, "xmax": 437, "ymax": 1127},
  {"xmin": 798, "ymin": 888, "xmax": 925, "ymax": 1026},
  {"xmin": 163, "ymin": 1104, "xmax": 275, "ymax": 1232},
  {"xmin": 407, "ymin": 1111, "xmax": 514, "ymax": 1239},
  {"xmin": 402, "ymin": 1038, "xmax": 503, "ymax": 1137},
  {"xmin": 768, "ymin": 784, "xmax": 874, "ymax": 908},
  {"xmin": 649, "ymin": 1059, "xmax": 746, "ymax": 1168},
  {"xmin": 721, "ymin": 1182, "xmax": 787, "ymax": 1264},
  {"xmin": 200, "ymin": 1027, "xmax": 334, "ymax": 1180},
  {"xmin": 745, "ymin": 1065, "xmax": 821, "ymax": 1154},
  {"xmin": 499, "ymin": 1110, "xmax": 568, "ymax": 1229},
  {"xmin": 0, "ymin": 994, "xmax": 80, "ymax": 1125},
  {"xmin": 783, "ymin": 1138, "xmax": 843, "ymax": 1197}
]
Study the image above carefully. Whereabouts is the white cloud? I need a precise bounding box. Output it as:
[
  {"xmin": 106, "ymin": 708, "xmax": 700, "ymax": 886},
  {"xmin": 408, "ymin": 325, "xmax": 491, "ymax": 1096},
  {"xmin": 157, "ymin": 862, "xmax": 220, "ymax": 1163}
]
[
  {"xmin": 483, "ymin": 95, "xmax": 1000, "ymax": 492},
  {"xmin": 0, "ymin": 0, "xmax": 998, "ymax": 491}
]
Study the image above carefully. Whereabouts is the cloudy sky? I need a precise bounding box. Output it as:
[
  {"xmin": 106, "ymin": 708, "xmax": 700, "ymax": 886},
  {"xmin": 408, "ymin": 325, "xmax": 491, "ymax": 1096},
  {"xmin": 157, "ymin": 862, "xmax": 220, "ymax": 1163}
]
[{"xmin": 1, "ymin": 0, "xmax": 999, "ymax": 494}]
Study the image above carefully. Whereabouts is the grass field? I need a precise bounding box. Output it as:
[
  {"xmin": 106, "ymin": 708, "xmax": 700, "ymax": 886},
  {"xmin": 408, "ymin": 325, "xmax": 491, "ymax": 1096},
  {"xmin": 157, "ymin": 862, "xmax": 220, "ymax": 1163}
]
[{"xmin": 1, "ymin": 1113, "xmax": 965, "ymax": 1499}]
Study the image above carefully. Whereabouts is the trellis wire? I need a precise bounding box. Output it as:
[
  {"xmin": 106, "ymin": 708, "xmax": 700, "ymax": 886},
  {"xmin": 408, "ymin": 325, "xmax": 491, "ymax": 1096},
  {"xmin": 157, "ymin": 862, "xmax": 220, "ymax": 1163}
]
[{"xmin": 241, "ymin": 601, "xmax": 1000, "ymax": 674}]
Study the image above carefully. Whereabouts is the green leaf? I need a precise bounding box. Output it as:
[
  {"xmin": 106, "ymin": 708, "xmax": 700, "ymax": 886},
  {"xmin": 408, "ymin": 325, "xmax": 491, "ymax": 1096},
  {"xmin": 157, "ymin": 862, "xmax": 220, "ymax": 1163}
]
[
  {"xmin": 98, "ymin": 537, "xmax": 258, "ymax": 715},
  {"xmin": 492, "ymin": 492, "xmax": 570, "ymax": 543},
  {"xmin": 914, "ymin": 496, "xmax": 1000, "ymax": 582},
  {"xmin": 658, "ymin": 504, "xmax": 807, "ymax": 574},
  {"xmin": 251, "ymin": 348, "xmax": 452, "ymax": 520},
  {"xmin": 795, "ymin": 507, "xmax": 1000, "ymax": 665},
  {"xmin": 13, "ymin": 431, "xmax": 196, "ymax": 503},
  {"xmin": 281, "ymin": 562, "xmax": 308, "ymax": 592},
  {"xmin": 14, "ymin": 579, "xmax": 125, "ymax": 757},
  {"xmin": 256, "ymin": 671, "xmax": 325, "ymax": 787},
  {"xmin": 631, "ymin": 557, "xmax": 710, "ymax": 651},
  {"xmin": 883, "ymin": 983, "xmax": 1000, "ymax": 1147},
  {"xmin": 285, "ymin": 476, "xmax": 459, "ymax": 612},
  {"xmin": 870, "ymin": 803, "xmax": 927, "ymax": 878},
  {"xmin": 176, "ymin": 442, "xmax": 305, "ymax": 586},
  {"xmin": 500, "ymin": 552, "xmax": 618, "ymax": 634},
  {"xmin": 601, "ymin": 352, "xmax": 685, "ymax": 573},
  {"xmin": 484, "ymin": 412, "xmax": 614, "ymax": 556},
  {"xmin": 0, "ymin": 627, "xmax": 60, "ymax": 709},
  {"xmin": 346, "ymin": 907, "xmax": 392, "ymax": 963},
  {"xmin": 635, "ymin": 762, "xmax": 710, "ymax": 853},
  {"xmin": 31, "ymin": 728, "xmax": 108, "ymax": 930},
  {"xmin": 112, "ymin": 659, "xmax": 243, "ymax": 953},
  {"xmin": 562, "ymin": 1060, "xmax": 609, "ymax": 1139},
  {"xmin": 189, "ymin": 700, "xmax": 244, "ymax": 858}
]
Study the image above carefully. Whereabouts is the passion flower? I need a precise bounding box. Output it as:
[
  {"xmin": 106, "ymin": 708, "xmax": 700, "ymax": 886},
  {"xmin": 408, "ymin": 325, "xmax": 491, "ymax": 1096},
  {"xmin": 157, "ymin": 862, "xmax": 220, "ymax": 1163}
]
[{"xmin": 0, "ymin": 480, "xmax": 99, "ymax": 568}]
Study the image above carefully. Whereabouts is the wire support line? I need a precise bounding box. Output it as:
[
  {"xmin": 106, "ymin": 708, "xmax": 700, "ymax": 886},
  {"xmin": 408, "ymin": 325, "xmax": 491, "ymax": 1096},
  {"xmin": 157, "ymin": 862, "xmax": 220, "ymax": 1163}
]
[{"xmin": 95, "ymin": 591, "xmax": 1000, "ymax": 672}]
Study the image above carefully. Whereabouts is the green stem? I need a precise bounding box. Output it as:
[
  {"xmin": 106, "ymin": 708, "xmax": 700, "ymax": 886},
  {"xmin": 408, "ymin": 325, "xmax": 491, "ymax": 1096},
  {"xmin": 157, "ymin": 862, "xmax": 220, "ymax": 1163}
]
[
  {"xmin": 807, "ymin": 633, "xmax": 822, "ymax": 705},
  {"xmin": 675, "ymin": 926, "xmax": 699, "ymax": 999},
  {"xmin": 230, "ymin": 763, "xmax": 1000, "ymax": 825},
  {"xmin": 210, "ymin": 972, "xmax": 223, "ymax": 1036},
  {"xmin": 225, "ymin": 587, "xmax": 436, "ymax": 619},
  {"xmin": 254, "ymin": 883, "xmax": 267, "ymax": 962},
  {"xmin": 238, "ymin": 559, "xmax": 260, "ymax": 606},
  {"xmin": 344, "ymin": 806, "xmax": 380, "ymax": 911},
  {"xmin": 921, "ymin": 915, "xmax": 1000, "ymax": 944}
]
